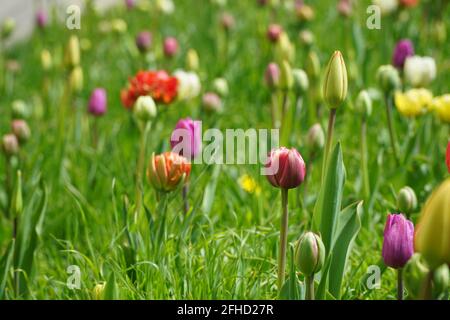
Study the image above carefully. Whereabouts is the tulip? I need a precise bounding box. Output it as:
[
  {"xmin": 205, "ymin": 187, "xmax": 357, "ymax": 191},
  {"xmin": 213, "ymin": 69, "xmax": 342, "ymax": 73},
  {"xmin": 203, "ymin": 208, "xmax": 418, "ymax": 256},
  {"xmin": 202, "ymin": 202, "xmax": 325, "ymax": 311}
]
[
  {"xmin": 1, "ymin": 18, "xmax": 15, "ymax": 39},
  {"xmin": 36, "ymin": 10, "xmax": 48, "ymax": 29},
  {"xmin": 186, "ymin": 49, "xmax": 199, "ymax": 71},
  {"xmin": 92, "ymin": 283, "xmax": 106, "ymax": 300},
  {"xmin": 400, "ymin": 0, "xmax": 419, "ymax": 7},
  {"xmin": 432, "ymin": 94, "xmax": 450, "ymax": 123},
  {"xmin": 2, "ymin": 134, "xmax": 19, "ymax": 157},
  {"xmin": 298, "ymin": 30, "xmax": 314, "ymax": 47},
  {"xmin": 111, "ymin": 19, "xmax": 127, "ymax": 34},
  {"xmin": 65, "ymin": 35, "xmax": 80, "ymax": 68},
  {"xmin": 136, "ymin": 31, "xmax": 152, "ymax": 53},
  {"xmin": 213, "ymin": 78, "xmax": 229, "ymax": 97},
  {"xmin": 170, "ymin": 118, "xmax": 201, "ymax": 160},
  {"xmin": 11, "ymin": 120, "xmax": 31, "ymax": 144},
  {"xmin": 11, "ymin": 100, "xmax": 30, "ymax": 119},
  {"xmin": 202, "ymin": 92, "xmax": 223, "ymax": 113},
  {"xmin": 220, "ymin": 13, "xmax": 235, "ymax": 31},
  {"xmin": 88, "ymin": 88, "xmax": 107, "ymax": 116},
  {"xmin": 163, "ymin": 37, "xmax": 178, "ymax": 58},
  {"xmin": 292, "ymin": 69, "xmax": 308, "ymax": 95},
  {"xmin": 355, "ymin": 90, "xmax": 372, "ymax": 117},
  {"xmin": 157, "ymin": 0, "xmax": 175, "ymax": 14},
  {"xmin": 295, "ymin": 232, "xmax": 325, "ymax": 300},
  {"xmin": 373, "ymin": 0, "xmax": 399, "ymax": 15},
  {"xmin": 307, "ymin": 123, "xmax": 325, "ymax": 152},
  {"xmin": 446, "ymin": 142, "xmax": 450, "ymax": 173},
  {"xmin": 267, "ymin": 24, "xmax": 283, "ymax": 42},
  {"xmin": 174, "ymin": 69, "xmax": 201, "ymax": 101},
  {"xmin": 264, "ymin": 62, "xmax": 280, "ymax": 90},
  {"xmin": 296, "ymin": 4, "xmax": 315, "ymax": 21},
  {"xmin": 147, "ymin": 152, "xmax": 191, "ymax": 192},
  {"xmin": 382, "ymin": 213, "xmax": 414, "ymax": 300},
  {"xmin": 134, "ymin": 96, "xmax": 157, "ymax": 123},
  {"xmin": 337, "ymin": 0, "xmax": 352, "ymax": 17},
  {"xmin": 305, "ymin": 50, "xmax": 320, "ymax": 82},
  {"xmin": 415, "ymin": 179, "xmax": 450, "ymax": 268},
  {"xmin": 394, "ymin": 89, "xmax": 433, "ymax": 118},
  {"xmin": 125, "ymin": 0, "xmax": 136, "ymax": 9},
  {"xmin": 41, "ymin": 49, "xmax": 52, "ymax": 71},
  {"xmin": 404, "ymin": 55, "xmax": 436, "ymax": 87},
  {"xmin": 274, "ymin": 32, "xmax": 295, "ymax": 64},
  {"xmin": 433, "ymin": 264, "xmax": 449, "ymax": 299},
  {"xmin": 403, "ymin": 253, "xmax": 429, "ymax": 299},
  {"xmin": 397, "ymin": 186, "xmax": 417, "ymax": 217},
  {"xmin": 69, "ymin": 66, "xmax": 83, "ymax": 93},
  {"xmin": 265, "ymin": 147, "xmax": 306, "ymax": 290},
  {"xmin": 392, "ymin": 39, "xmax": 414, "ymax": 69},
  {"xmin": 279, "ymin": 60, "xmax": 293, "ymax": 91}
]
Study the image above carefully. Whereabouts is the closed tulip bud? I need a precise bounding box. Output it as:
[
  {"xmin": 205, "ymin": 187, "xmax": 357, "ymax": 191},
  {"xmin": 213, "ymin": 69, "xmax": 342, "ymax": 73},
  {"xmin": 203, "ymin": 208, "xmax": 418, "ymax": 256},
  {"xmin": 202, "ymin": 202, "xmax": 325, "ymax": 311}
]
[
  {"xmin": 213, "ymin": 78, "xmax": 229, "ymax": 97},
  {"xmin": 12, "ymin": 100, "xmax": 31, "ymax": 119},
  {"xmin": 202, "ymin": 92, "xmax": 223, "ymax": 113},
  {"xmin": 186, "ymin": 49, "xmax": 199, "ymax": 71},
  {"xmin": 355, "ymin": 90, "xmax": 372, "ymax": 117},
  {"xmin": 433, "ymin": 264, "xmax": 449, "ymax": 298},
  {"xmin": 295, "ymin": 232, "xmax": 325, "ymax": 276},
  {"xmin": 163, "ymin": 37, "xmax": 178, "ymax": 58},
  {"xmin": 264, "ymin": 62, "xmax": 280, "ymax": 89},
  {"xmin": 88, "ymin": 88, "xmax": 107, "ymax": 116},
  {"xmin": 298, "ymin": 30, "xmax": 314, "ymax": 47},
  {"xmin": 111, "ymin": 19, "xmax": 127, "ymax": 33},
  {"xmin": 41, "ymin": 49, "xmax": 52, "ymax": 71},
  {"xmin": 2, "ymin": 134, "xmax": 19, "ymax": 157},
  {"xmin": 170, "ymin": 118, "xmax": 201, "ymax": 159},
  {"xmin": 397, "ymin": 186, "xmax": 417, "ymax": 214},
  {"xmin": 36, "ymin": 10, "xmax": 48, "ymax": 29},
  {"xmin": 305, "ymin": 50, "xmax": 320, "ymax": 81},
  {"xmin": 279, "ymin": 60, "xmax": 293, "ymax": 91},
  {"xmin": 432, "ymin": 94, "xmax": 450, "ymax": 123},
  {"xmin": 404, "ymin": 56, "xmax": 436, "ymax": 88},
  {"xmin": 265, "ymin": 147, "xmax": 306, "ymax": 189},
  {"xmin": 156, "ymin": 0, "xmax": 175, "ymax": 14},
  {"xmin": 220, "ymin": 13, "xmax": 235, "ymax": 31},
  {"xmin": 274, "ymin": 32, "xmax": 295, "ymax": 63},
  {"xmin": 147, "ymin": 152, "xmax": 191, "ymax": 192},
  {"xmin": 125, "ymin": 0, "xmax": 136, "ymax": 10},
  {"xmin": 135, "ymin": 31, "xmax": 152, "ymax": 53},
  {"xmin": 415, "ymin": 178, "xmax": 450, "ymax": 268},
  {"xmin": 10, "ymin": 170, "xmax": 22, "ymax": 219},
  {"xmin": 11, "ymin": 120, "xmax": 31, "ymax": 143},
  {"xmin": 403, "ymin": 253, "xmax": 429, "ymax": 299},
  {"xmin": 382, "ymin": 213, "xmax": 414, "ymax": 269},
  {"xmin": 292, "ymin": 69, "xmax": 309, "ymax": 95},
  {"xmin": 376, "ymin": 65, "xmax": 401, "ymax": 94},
  {"xmin": 92, "ymin": 283, "xmax": 105, "ymax": 300},
  {"xmin": 392, "ymin": 39, "xmax": 414, "ymax": 69},
  {"xmin": 174, "ymin": 69, "xmax": 201, "ymax": 100},
  {"xmin": 373, "ymin": 0, "xmax": 398, "ymax": 15},
  {"xmin": 446, "ymin": 142, "xmax": 450, "ymax": 173},
  {"xmin": 323, "ymin": 51, "xmax": 348, "ymax": 109},
  {"xmin": 337, "ymin": 0, "xmax": 352, "ymax": 17},
  {"xmin": 134, "ymin": 96, "xmax": 157, "ymax": 122},
  {"xmin": 267, "ymin": 24, "xmax": 283, "ymax": 42},
  {"xmin": 69, "ymin": 66, "xmax": 83, "ymax": 93},
  {"xmin": 65, "ymin": 35, "xmax": 80, "ymax": 68},
  {"xmin": 307, "ymin": 123, "xmax": 325, "ymax": 151},
  {"xmin": 296, "ymin": 4, "xmax": 315, "ymax": 22},
  {"xmin": 1, "ymin": 18, "xmax": 15, "ymax": 39}
]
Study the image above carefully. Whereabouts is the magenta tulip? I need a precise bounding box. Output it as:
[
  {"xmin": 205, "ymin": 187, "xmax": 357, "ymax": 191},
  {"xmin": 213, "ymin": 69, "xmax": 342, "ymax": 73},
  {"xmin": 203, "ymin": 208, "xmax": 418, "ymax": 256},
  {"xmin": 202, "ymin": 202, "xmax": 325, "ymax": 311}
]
[
  {"xmin": 265, "ymin": 147, "xmax": 306, "ymax": 189},
  {"xmin": 136, "ymin": 31, "xmax": 152, "ymax": 53},
  {"xmin": 170, "ymin": 118, "xmax": 202, "ymax": 159},
  {"xmin": 382, "ymin": 213, "xmax": 414, "ymax": 269},
  {"xmin": 88, "ymin": 88, "xmax": 107, "ymax": 116},
  {"xmin": 163, "ymin": 37, "xmax": 178, "ymax": 58},
  {"xmin": 392, "ymin": 39, "xmax": 414, "ymax": 69}
]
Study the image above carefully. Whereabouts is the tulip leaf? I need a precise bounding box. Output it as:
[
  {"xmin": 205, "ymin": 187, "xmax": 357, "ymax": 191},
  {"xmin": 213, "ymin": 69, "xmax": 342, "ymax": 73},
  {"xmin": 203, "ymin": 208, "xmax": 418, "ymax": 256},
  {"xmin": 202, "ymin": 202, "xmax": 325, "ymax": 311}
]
[
  {"xmin": 312, "ymin": 142, "xmax": 345, "ymax": 252},
  {"xmin": 328, "ymin": 201, "xmax": 362, "ymax": 299},
  {"xmin": 316, "ymin": 253, "xmax": 332, "ymax": 300},
  {"xmin": 202, "ymin": 165, "xmax": 221, "ymax": 215},
  {"xmin": 0, "ymin": 239, "xmax": 15, "ymax": 299}
]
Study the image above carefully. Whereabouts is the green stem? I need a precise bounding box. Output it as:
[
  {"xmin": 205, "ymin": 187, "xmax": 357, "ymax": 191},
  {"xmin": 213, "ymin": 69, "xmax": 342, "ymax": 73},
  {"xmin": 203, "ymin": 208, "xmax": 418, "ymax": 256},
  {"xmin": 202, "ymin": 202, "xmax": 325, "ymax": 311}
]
[
  {"xmin": 397, "ymin": 268, "xmax": 404, "ymax": 300},
  {"xmin": 420, "ymin": 270, "xmax": 434, "ymax": 300},
  {"xmin": 182, "ymin": 183, "xmax": 189, "ymax": 215},
  {"xmin": 321, "ymin": 108, "xmax": 337, "ymax": 182},
  {"xmin": 385, "ymin": 94, "xmax": 400, "ymax": 165},
  {"xmin": 134, "ymin": 121, "xmax": 151, "ymax": 221},
  {"xmin": 270, "ymin": 92, "xmax": 279, "ymax": 129},
  {"xmin": 361, "ymin": 117, "xmax": 370, "ymax": 200},
  {"xmin": 305, "ymin": 275, "xmax": 315, "ymax": 300},
  {"xmin": 278, "ymin": 188, "xmax": 289, "ymax": 291}
]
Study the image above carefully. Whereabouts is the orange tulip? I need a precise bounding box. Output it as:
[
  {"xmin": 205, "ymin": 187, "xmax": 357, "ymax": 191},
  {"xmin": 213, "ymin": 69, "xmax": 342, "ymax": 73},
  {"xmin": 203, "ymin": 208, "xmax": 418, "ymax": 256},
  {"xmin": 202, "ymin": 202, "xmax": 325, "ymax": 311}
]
[{"xmin": 147, "ymin": 152, "xmax": 191, "ymax": 192}]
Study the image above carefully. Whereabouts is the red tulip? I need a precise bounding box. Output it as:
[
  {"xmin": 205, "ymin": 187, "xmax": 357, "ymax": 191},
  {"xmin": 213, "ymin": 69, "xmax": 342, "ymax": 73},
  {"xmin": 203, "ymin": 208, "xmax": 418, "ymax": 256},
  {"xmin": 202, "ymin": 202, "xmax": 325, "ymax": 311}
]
[{"xmin": 265, "ymin": 147, "xmax": 306, "ymax": 189}]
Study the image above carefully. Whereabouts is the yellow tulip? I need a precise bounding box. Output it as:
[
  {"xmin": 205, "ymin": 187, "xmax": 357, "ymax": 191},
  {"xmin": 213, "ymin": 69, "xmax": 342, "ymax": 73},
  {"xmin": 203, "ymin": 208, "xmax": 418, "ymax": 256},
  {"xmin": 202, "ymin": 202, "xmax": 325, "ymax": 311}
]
[
  {"xmin": 415, "ymin": 178, "xmax": 450, "ymax": 268},
  {"xmin": 394, "ymin": 88, "xmax": 433, "ymax": 117},
  {"xmin": 431, "ymin": 94, "xmax": 450, "ymax": 123}
]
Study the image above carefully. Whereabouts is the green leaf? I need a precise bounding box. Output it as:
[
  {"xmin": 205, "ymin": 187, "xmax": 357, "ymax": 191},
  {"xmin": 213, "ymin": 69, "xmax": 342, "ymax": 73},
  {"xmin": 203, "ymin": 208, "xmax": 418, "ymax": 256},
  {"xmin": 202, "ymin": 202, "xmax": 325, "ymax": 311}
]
[
  {"xmin": 201, "ymin": 165, "xmax": 221, "ymax": 215},
  {"xmin": 313, "ymin": 142, "xmax": 345, "ymax": 252},
  {"xmin": 316, "ymin": 253, "xmax": 332, "ymax": 300},
  {"xmin": 328, "ymin": 201, "xmax": 363, "ymax": 299},
  {"xmin": 0, "ymin": 239, "xmax": 15, "ymax": 299},
  {"xmin": 104, "ymin": 272, "xmax": 118, "ymax": 300}
]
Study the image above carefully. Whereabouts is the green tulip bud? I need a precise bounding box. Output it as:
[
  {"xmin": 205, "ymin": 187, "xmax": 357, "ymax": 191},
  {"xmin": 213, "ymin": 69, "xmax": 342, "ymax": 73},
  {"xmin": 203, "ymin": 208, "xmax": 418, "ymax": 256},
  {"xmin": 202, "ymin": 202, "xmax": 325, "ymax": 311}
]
[
  {"xmin": 1, "ymin": 18, "xmax": 16, "ymax": 39},
  {"xmin": 295, "ymin": 232, "xmax": 325, "ymax": 276},
  {"xmin": 292, "ymin": 69, "xmax": 309, "ymax": 95},
  {"xmin": 10, "ymin": 170, "xmax": 23, "ymax": 220},
  {"xmin": 65, "ymin": 35, "xmax": 80, "ymax": 68},
  {"xmin": 404, "ymin": 253, "xmax": 429, "ymax": 299},
  {"xmin": 376, "ymin": 65, "xmax": 401, "ymax": 94},
  {"xmin": 433, "ymin": 264, "xmax": 449, "ymax": 298},
  {"xmin": 306, "ymin": 123, "xmax": 325, "ymax": 151},
  {"xmin": 305, "ymin": 50, "xmax": 320, "ymax": 82},
  {"xmin": 213, "ymin": 78, "xmax": 229, "ymax": 97},
  {"xmin": 355, "ymin": 90, "xmax": 372, "ymax": 117},
  {"xmin": 275, "ymin": 32, "xmax": 295, "ymax": 64},
  {"xmin": 279, "ymin": 60, "xmax": 293, "ymax": 91},
  {"xmin": 69, "ymin": 66, "xmax": 83, "ymax": 93},
  {"xmin": 323, "ymin": 51, "xmax": 348, "ymax": 109},
  {"xmin": 12, "ymin": 100, "xmax": 31, "ymax": 119},
  {"xmin": 186, "ymin": 49, "xmax": 199, "ymax": 71},
  {"xmin": 397, "ymin": 186, "xmax": 418, "ymax": 215},
  {"xmin": 134, "ymin": 96, "xmax": 157, "ymax": 122}
]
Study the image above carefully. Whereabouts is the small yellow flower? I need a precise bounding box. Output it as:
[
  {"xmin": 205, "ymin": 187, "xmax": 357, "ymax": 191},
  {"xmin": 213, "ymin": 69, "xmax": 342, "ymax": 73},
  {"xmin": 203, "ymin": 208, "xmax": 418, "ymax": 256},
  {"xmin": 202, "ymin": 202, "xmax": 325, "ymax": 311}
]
[
  {"xmin": 431, "ymin": 94, "xmax": 450, "ymax": 123},
  {"xmin": 238, "ymin": 174, "xmax": 261, "ymax": 195},
  {"xmin": 394, "ymin": 88, "xmax": 433, "ymax": 117}
]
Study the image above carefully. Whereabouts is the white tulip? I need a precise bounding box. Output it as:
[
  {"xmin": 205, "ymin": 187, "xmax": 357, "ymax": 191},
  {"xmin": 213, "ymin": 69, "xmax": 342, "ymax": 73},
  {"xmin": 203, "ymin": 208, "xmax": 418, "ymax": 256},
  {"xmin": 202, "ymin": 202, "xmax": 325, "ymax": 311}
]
[
  {"xmin": 404, "ymin": 56, "xmax": 436, "ymax": 87},
  {"xmin": 373, "ymin": 0, "xmax": 399, "ymax": 15},
  {"xmin": 174, "ymin": 70, "xmax": 201, "ymax": 100}
]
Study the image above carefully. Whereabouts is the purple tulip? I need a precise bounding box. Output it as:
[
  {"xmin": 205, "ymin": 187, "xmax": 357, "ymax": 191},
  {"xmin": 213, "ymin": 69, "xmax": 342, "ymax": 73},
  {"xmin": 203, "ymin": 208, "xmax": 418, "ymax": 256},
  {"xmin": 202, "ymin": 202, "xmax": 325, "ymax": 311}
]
[
  {"xmin": 392, "ymin": 39, "xmax": 414, "ymax": 69},
  {"xmin": 170, "ymin": 118, "xmax": 202, "ymax": 159},
  {"xmin": 163, "ymin": 37, "xmax": 178, "ymax": 58},
  {"xmin": 125, "ymin": 0, "xmax": 136, "ymax": 10},
  {"xmin": 36, "ymin": 10, "xmax": 48, "ymax": 29},
  {"xmin": 382, "ymin": 213, "xmax": 414, "ymax": 269},
  {"xmin": 136, "ymin": 31, "xmax": 152, "ymax": 53},
  {"xmin": 88, "ymin": 88, "xmax": 107, "ymax": 116}
]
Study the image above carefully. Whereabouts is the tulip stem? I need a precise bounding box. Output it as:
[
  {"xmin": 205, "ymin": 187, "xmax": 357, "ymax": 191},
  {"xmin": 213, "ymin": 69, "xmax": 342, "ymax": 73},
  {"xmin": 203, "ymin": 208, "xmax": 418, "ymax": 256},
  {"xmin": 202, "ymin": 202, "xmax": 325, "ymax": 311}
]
[
  {"xmin": 322, "ymin": 108, "xmax": 337, "ymax": 182},
  {"xmin": 397, "ymin": 268, "xmax": 404, "ymax": 300},
  {"xmin": 305, "ymin": 275, "xmax": 315, "ymax": 300},
  {"xmin": 182, "ymin": 184, "xmax": 189, "ymax": 215},
  {"xmin": 384, "ymin": 94, "xmax": 399, "ymax": 165},
  {"xmin": 134, "ymin": 121, "xmax": 151, "ymax": 221},
  {"xmin": 278, "ymin": 188, "xmax": 289, "ymax": 291},
  {"xmin": 360, "ymin": 117, "xmax": 370, "ymax": 201}
]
